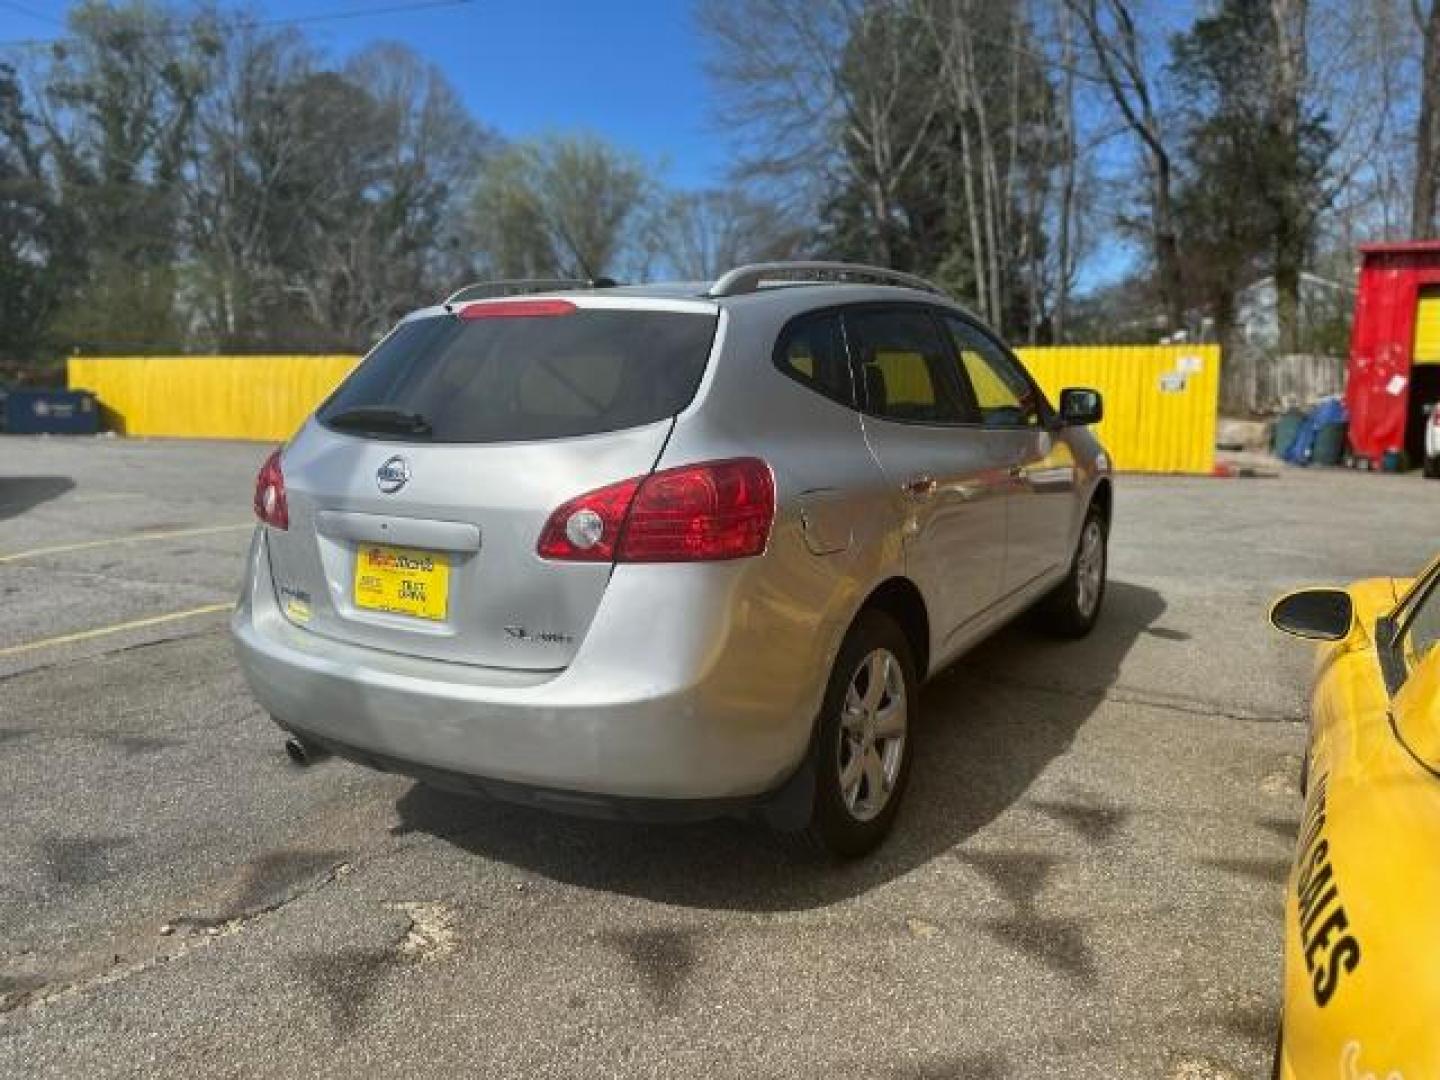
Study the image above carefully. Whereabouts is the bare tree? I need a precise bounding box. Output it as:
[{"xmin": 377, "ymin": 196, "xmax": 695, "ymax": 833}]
[
  {"xmin": 34, "ymin": 1, "xmax": 211, "ymax": 349},
  {"xmin": 1053, "ymin": 0, "xmax": 1081, "ymax": 341},
  {"xmin": 698, "ymin": 0, "xmax": 849, "ymax": 208},
  {"xmin": 183, "ymin": 25, "xmax": 319, "ymax": 346},
  {"xmin": 468, "ymin": 146, "xmax": 554, "ymax": 279},
  {"xmin": 1269, "ymin": 0, "xmax": 1310, "ymax": 352},
  {"xmin": 923, "ymin": 3, "xmax": 1006, "ymax": 321},
  {"xmin": 1065, "ymin": 0, "xmax": 1185, "ymax": 332},
  {"xmin": 844, "ymin": 4, "xmax": 947, "ymax": 266},
  {"xmin": 699, "ymin": 0, "xmax": 943, "ymax": 268},
  {"xmin": 181, "ymin": 29, "xmax": 483, "ymax": 350},
  {"xmin": 1414, "ymin": 0, "xmax": 1440, "ymax": 237},
  {"xmin": 346, "ymin": 43, "xmax": 487, "ymax": 306},
  {"xmin": 917, "ymin": 1, "xmax": 1056, "ymax": 330},
  {"xmin": 467, "ymin": 134, "xmax": 652, "ymax": 281},
  {"xmin": 1306, "ymin": 0, "xmax": 1411, "ymax": 246},
  {"xmin": 534, "ymin": 136, "xmax": 651, "ymax": 279},
  {"xmin": 0, "ymin": 62, "xmax": 75, "ymax": 364},
  {"xmin": 648, "ymin": 189, "xmax": 802, "ymax": 280}
]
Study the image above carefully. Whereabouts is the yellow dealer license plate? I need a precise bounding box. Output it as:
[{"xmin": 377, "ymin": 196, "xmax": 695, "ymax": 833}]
[{"xmin": 353, "ymin": 544, "xmax": 449, "ymax": 621}]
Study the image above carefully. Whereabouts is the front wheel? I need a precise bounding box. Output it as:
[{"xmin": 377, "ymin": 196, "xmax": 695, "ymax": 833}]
[
  {"xmin": 1034, "ymin": 504, "xmax": 1108, "ymax": 638},
  {"xmin": 799, "ymin": 610, "xmax": 917, "ymax": 859},
  {"xmin": 1424, "ymin": 455, "xmax": 1440, "ymax": 479}
]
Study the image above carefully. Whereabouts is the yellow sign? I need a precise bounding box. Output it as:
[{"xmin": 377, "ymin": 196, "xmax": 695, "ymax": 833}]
[{"xmin": 353, "ymin": 544, "xmax": 449, "ymax": 621}]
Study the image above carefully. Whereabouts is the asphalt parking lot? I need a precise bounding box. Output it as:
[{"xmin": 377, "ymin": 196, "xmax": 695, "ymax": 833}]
[{"xmin": 0, "ymin": 436, "xmax": 1433, "ymax": 1079}]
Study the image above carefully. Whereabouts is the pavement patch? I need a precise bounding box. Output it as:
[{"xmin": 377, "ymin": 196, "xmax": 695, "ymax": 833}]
[{"xmin": 3, "ymin": 439, "xmax": 1437, "ymax": 1077}]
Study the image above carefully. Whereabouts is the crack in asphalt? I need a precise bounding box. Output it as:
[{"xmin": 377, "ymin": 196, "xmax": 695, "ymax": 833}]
[{"xmin": 957, "ymin": 671, "xmax": 1302, "ymax": 725}]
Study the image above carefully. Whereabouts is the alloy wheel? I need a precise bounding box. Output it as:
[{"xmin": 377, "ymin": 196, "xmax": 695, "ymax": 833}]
[
  {"xmin": 836, "ymin": 647, "xmax": 907, "ymax": 823},
  {"xmin": 1076, "ymin": 519, "xmax": 1104, "ymax": 618}
]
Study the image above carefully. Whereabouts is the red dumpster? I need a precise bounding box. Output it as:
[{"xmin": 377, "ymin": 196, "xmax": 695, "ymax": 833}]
[{"xmin": 1347, "ymin": 240, "xmax": 1440, "ymax": 468}]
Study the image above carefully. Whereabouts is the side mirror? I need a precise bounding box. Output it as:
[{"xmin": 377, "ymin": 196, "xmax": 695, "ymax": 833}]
[
  {"xmin": 1269, "ymin": 588, "xmax": 1354, "ymax": 641},
  {"xmin": 1059, "ymin": 387, "xmax": 1103, "ymax": 426}
]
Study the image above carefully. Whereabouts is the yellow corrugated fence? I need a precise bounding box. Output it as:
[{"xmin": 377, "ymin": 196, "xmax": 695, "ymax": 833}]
[
  {"xmin": 68, "ymin": 344, "xmax": 1220, "ymax": 473},
  {"xmin": 1018, "ymin": 344, "xmax": 1220, "ymax": 475},
  {"xmin": 67, "ymin": 355, "xmax": 360, "ymax": 443}
]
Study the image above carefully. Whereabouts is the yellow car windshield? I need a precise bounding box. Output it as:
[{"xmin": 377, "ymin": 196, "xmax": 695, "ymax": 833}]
[{"xmin": 1393, "ymin": 557, "xmax": 1440, "ymax": 673}]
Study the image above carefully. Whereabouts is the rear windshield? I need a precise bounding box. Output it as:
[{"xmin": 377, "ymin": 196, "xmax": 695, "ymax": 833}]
[{"xmin": 318, "ymin": 308, "xmax": 718, "ymax": 443}]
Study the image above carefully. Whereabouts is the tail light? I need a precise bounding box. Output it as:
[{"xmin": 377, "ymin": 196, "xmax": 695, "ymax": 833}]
[
  {"xmin": 254, "ymin": 449, "xmax": 289, "ymax": 530},
  {"xmin": 538, "ymin": 458, "xmax": 774, "ymax": 563},
  {"xmin": 536, "ymin": 475, "xmax": 641, "ymax": 562}
]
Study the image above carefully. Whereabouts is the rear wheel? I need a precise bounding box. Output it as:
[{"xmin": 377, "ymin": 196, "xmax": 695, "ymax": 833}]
[
  {"xmin": 1034, "ymin": 503, "xmax": 1108, "ymax": 638},
  {"xmin": 800, "ymin": 610, "xmax": 917, "ymax": 858},
  {"xmin": 1425, "ymin": 455, "xmax": 1440, "ymax": 479}
]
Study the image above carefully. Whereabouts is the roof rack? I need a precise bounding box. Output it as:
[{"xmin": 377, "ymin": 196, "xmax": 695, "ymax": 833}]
[
  {"xmin": 443, "ymin": 277, "xmax": 619, "ymax": 306},
  {"xmin": 707, "ymin": 261, "xmax": 947, "ymax": 299}
]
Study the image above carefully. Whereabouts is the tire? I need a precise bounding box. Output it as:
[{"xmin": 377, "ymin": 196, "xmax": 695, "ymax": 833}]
[
  {"xmin": 799, "ymin": 609, "xmax": 917, "ymax": 859},
  {"xmin": 1034, "ymin": 503, "xmax": 1108, "ymax": 638},
  {"xmin": 1425, "ymin": 455, "xmax": 1440, "ymax": 479}
]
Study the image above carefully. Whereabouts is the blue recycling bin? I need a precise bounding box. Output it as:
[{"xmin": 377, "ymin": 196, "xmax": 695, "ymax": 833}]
[{"xmin": 2, "ymin": 389, "xmax": 100, "ymax": 434}]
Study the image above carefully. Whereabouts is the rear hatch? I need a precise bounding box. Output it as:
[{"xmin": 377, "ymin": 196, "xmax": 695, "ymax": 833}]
[{"xmin": 264, "ymin": 296, "xmax": 720, "ymax": 670}]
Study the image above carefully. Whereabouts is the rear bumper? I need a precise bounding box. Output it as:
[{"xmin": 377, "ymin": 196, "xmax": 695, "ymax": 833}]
[
  {"xmin": 282, "ymin": 725, "xmax": 811, "ymax": 824},
  {"xmin": 231, "ymin": 529, "xmax": 827, "ymax": 802}
]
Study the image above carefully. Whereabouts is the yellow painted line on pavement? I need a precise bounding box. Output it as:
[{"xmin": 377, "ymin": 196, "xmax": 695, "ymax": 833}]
[
  {"xmin": 0, "ymin": 523, "xmax": 252, "ymax": 564},
  {"xmin": 0, "ymin": 603, "xmax": 234, "ymax": 658}
]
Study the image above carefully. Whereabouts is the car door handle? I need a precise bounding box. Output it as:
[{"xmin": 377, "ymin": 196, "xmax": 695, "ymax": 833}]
[{"xmin": 902, "ymin": 475, "xmax": 938, "ymax": 500}]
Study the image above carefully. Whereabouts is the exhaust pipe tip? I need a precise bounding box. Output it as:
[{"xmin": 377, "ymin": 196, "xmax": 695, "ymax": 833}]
[{"xmin": 284, "ymin": 737, "xmax": 326, "ymax": 767}]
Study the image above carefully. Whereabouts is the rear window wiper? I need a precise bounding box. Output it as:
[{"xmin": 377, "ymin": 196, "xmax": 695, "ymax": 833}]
[{"xmin": 325, "ymin": 406, "xmax": 433, "ymax": 437}]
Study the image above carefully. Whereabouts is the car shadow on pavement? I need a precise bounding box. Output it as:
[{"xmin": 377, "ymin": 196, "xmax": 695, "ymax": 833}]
[
  {"xmin": 394, "ymin": 580, "xmax": 1166, "ymax": 912},
  {"xmin": 0, "ymin": 475, "xmax": 74, "ymax": 521}
]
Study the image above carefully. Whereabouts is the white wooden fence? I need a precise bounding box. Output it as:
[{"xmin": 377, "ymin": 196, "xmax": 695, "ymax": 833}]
[{"xmin": 1219, "ymin": 349, "xmax": 1347, "ymax": 416}]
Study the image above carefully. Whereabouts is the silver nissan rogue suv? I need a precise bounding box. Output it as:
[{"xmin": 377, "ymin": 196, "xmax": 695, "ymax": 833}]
[{"xmin": 231, "ymin": 262, "xmax": 1112, "ymax": 856}]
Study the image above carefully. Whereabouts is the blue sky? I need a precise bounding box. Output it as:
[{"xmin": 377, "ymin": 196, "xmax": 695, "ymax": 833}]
[
  {"xmin": 0, "ymin": 0, "xmax": 1165, "ymax": 288},
  {"xmin": 0, "ymin": 0, "xmax": 733, "ymax": 190}
]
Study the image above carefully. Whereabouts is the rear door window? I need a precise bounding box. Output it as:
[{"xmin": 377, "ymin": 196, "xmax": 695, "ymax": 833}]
[
  {"xmin": 843, "ymin": 307, "xmax": 975, "ymax": 425},
  {"xmin": 319, "ymin": 307, "xmax": 718, "ymax": 443}
]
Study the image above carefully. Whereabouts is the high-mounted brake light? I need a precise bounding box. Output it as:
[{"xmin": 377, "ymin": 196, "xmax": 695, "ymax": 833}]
[
  {"xmin": 254, "ymin": 448, "xmax": 289, "ymax": 530},
  {"xmin": 459, "ymin": 299, "xmax": 577, "ymax": 320},
  {"xmin": 537, "ymin": 458, "xmax": 775, "ymax": 563}
]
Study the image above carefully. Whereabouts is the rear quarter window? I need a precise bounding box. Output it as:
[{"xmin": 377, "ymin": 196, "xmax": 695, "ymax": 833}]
[
  {"xmin": 773, "ymin": 310, "xmax": 853, "ymax": 406},
  {"xmin": 319, "ymin": 308, "xmax": 718, "ymax": 443}
]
